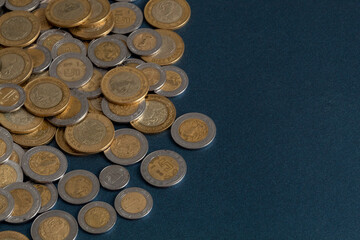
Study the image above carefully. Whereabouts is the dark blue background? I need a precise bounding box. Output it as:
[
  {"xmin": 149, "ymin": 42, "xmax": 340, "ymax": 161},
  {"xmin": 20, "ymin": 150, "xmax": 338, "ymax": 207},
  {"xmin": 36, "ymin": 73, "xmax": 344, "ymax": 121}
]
[{"xmin": 3, "ymin": 0, "xmax": 360, "ymax": 239}]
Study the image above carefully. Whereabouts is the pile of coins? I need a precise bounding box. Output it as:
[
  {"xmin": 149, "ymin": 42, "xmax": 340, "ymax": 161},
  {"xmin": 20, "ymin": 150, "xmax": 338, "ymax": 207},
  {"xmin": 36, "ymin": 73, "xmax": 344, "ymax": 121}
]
[{"xmin": 0, "ymin": 0, "xmax": 216, "ymax": 239}]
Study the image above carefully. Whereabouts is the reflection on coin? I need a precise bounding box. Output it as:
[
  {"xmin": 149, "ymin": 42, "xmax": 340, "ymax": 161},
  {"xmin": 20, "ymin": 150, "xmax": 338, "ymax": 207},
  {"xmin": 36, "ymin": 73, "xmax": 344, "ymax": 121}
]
[
  {"xmin": 127, "ymin": 28, "xmax": 162, "ymax": 56},
  {"xmin": 22, "ymin": 146, "xmax": 68, "ymax": 183},
  {"xmin": 31, "ymin": 210, "xmax": 78, "ymax": 240},
  {"xmin": 5, "ymin": 182, "xmax": 41, "ymax": 223},
  {"xmin": 0, "ymin": 160, "xmax": 23, "ymax": 188},
  {"xmin": 155, "ymin": 65, "xmax": 188, "ymax": 97},
  {"xmin": 51, "ymin": 37, "xmax": 87, "ymax": 59},
  {"xmin": 136, "ymin": 63, "xmax": 166, "ymax": 91},
  {"xmin": 123, "ymin": 58, "xmax": 145, "ymax": 68},
  {"xmin": 78, "ymin": 201, "xmax": 117, "ymax": 234},
  {"xmin": 8, "ymin": 143, "xmax": 25, "ymax": 165},
  {"xmin": 141, "ymin": 150, "xmax": 186, "ymax": 187},
  {"xmin": 104, "ymin": 128, "xmax": 148, "ymax": 166},
  {"xmin": 55, "ymin": 128, "xmax": 88, "ymax": 156},
  {"xmin": 0, "ymin": 126, "xmax": 13, "ymax": 164},
  {"xmin": 171, "ymin": 112, "xmax": 216, "ymax": 149},
  {"xmin": 0, "ymin": 187, "xmax": 14, "ymax": 221},
  {"xmin": 111, "ymin": 2, "xmax": 143, "ymax": 34},
  {"xmin": 37, "ymin": 29, "xmax": 72, "ymax": 51},
  {"xmin": 0, "ymin": 107, "xmax": 43, "ymax": 134},
  {"xmin": 27, "ymin": 45, "xmax": 51, "ymax": 74},
  {"xmin": 114, "ymin": 187, "xmax": 152, "ymax": 219},
  {"xmin": 32, "ymin": 182, "xmax": 58, "ymax": 213},
  {"xmin": 0, "ymin": 231, "xmax": 29, "ymax": 240},
  {"xmin": 33, "ymin": 8, "xmax": 52, "ymax": 33},
  {"xmin": 5, "ymin": 0, "xmax": 39, "ymax": 11},
  {"xmin": 78, "ymin": 68, "xmax": 106, "ymax": 99},
  {"xmin": 102, "ymin": 98, "xmax": 145, "ymax": 123},
  {"xmin": 58, "ymin": 169, "xmax": 100, "ymax": 205},
  {"xmin": 130, "ymin": 94, "xmax": 176, "ymax": 134},
  {"xmin": 50, "ymin": 53, "xmax": 93, "ymax": 89},
  {"xmin": 0, "ymin": 83, "xmax": 26, "ymax": 113},
  {"xmin": 99, "ymin": 165, "xmax": 130, "ymax": 190}
]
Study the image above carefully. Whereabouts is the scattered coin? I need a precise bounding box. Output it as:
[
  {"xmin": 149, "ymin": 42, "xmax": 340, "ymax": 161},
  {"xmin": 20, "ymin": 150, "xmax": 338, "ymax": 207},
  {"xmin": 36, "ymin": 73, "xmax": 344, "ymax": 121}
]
[
  {"xmin": 26, "ymin": 45, "xmax": 52, "ymax": 74},
  {"xmin": 37, "ymin": 29, "xmax": 72, "ymax": 51},
  {"xmin": 136, "ymin": 63, "xmax": 166, "ymax": 91},
  {"xmin": 8, "ymin": 143, "xmax": 25, "ymax": 165},
  {"xmin": 0, "ymin": 231, "xmax": 29, "ymax": 240},
  {"xmin": 88, "ymin": 97, "xmax": 103, "ymax": 114},
  {"xmin": 114, "ymin": 187, "xmax": 153, "ymax": 219},
  {"xmin": 0, "ymin": 83, "xmax": 26, "ymax": 113},
  {"xmin": 82, "ymin": 0, "xmax": 111, "ymax": 27},
  {"xmin": 127, "ymin": 28, "xmax": 162, "ymax": 56},
  {"xmin": 78, "ymin": 68, "xmax": 106, "ymax": 99},
  {"xmin": 32, "ymin": 182, "xmax": 58, "ymax": 213},
  {"xmin": 101, "ymin": 98, "xmax": 146, "ymax": 123},
  {"xmin": 0, "ymin": 107, "xmax": 44, "ymax": 134},
  {"xmin": 51, "ymin": 37, "xmax": 87, "ymax": 59},
  {"xmin": 0, "ymin": 160, "xmax": 23, "ymax": 188},
  {"xmin": 0, "ymin": 126, "xmax": 13, "ymax": 164},
  {"xmin": 5, "ymin": 0, "xmax": 39, "ymax": 11},
  {"xmin": 99, "ymin": 165, "xmax": 130, "ymax": 190},
  {"xmin": 55, "ymin": 128, "xmax": 88, "ymax": 156},
  {"xmin": 155, "ymin": 65, "xmax": 189, "ymax": 97},
  {"xmin": 32, "ymin": 7, "xmax": 52, "ymax": 33},
  {"xmin": 111, "ymin": 2, "xmax": 143, "ymax": 34},
  {"xmin": 110, "ymin": 33, "xmax": 132, "ymax": 59},
  {"xmin": 0, "ymin": 187, "xmax": 14, "ymax": 221}
]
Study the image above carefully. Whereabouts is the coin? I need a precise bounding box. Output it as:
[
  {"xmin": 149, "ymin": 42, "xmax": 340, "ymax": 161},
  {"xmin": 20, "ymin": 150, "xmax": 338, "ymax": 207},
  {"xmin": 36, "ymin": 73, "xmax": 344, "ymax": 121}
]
[
  {"xmin": 31, "ymin": 210, "xmax": 78, "ymax": 240},
  {"xmin": 114, "ymin": 187, "xmax": 153, "ymax": 219},
  {"xmin": 104, "ymin": 128, "xmax": 148, "ymax": 165},
  {"xmin": 0, "ymin": 0, "xmax": 3, "ymax": 7},
  {"xmin": 127, "ymin": 28, "xmax": 162, "ymax": 56},
  {"xmin": 45, "ymin": 0, "xmax": 91, "ymax": 28},
  {"xmin": 141, "ymin": 150, "xmax": 186, "ymax": 187},
  {"xmin": 64, "ymin": 113, "xmax": 115, "ymax": 153},
  {"xmin": 49, "ymin": 53, "xmax": 93, "ymax": 88},
  {"xmin": 0, "ymin": 107, "xmax": 44, "ymax": 134},
  {"xmin": 0, "ymin": 126, "xmax": 13, "ymax": 164},
  {"xmin": 171, "ymin": 112, "xmax": 216, "ymax": 149},
  {"xmin": 24, "ymin": 77, "xmax": 71, "ymax": 117},
  {"xmin": 144, "ymin": 0, "xmax": 191, "ymax": 30},
  {"xmin": 12, "ymin": 120, "xmax": 56, "ymax": 148},
  {"xmin": 0, "ymin": 11, "xmax": 41, "ymax": 47},
  {"xmin": 55, "ymin": 128, "xmax": 88, "ymax": 156},
  {"xmin": 78, "ymin": 201, "xmax": 117, "ymax": 234},
  {"xmin": 51, "ymin": 37, "xmax": 87, "ymax": 59},
  {"xmin": 4, "ymin": 182, "xmax": 41, "ymax": 223},
  {"xmin": 78, "ymin": 68, "xmax": 106, "ymax": 99},
  {"xmin": 5, "ymin": 0, "xmax": 39, "ymax": 11},
  {"xmin": 37, "ymin": 29, "xmax": 72, "ymax": 51},
  {"xmin": 154, "ymin": 65, "xmax": 188, "ymax": 97},
  {"xmin": 8, "ymin": 143, "xmax": 25, "ymax": 165},
  {"xmin": 136, "ymin": 63, "xmax": 166, "ymax": 91},
  {"xmin": 0, "ymin": 83, "xmax": 26, "ymax": 113},
  {"xmin": 130, "ymin": 94, "xmax": 176, "ymax": 134},
  {"xmin": 22, "ymin": 146, "xmax": 68, "ymax": 183},
  {"xmin": 58, "ymin": 169, "xmax": 100, "ymax": 205},
  {"xmin": 32, "ymin": 182, "xmax": 58, "ymax": 213},
  {"xmin": 142, "ymin": 29, "xmax": 185, "ymax": 66},
  {"xmin": 88, "ymin": 35, "xmax": 127, "ymax": 68},
  {"xmin": 111, "ymin": 2, "xmax": 143, "ymax": 34},
  {"xmin": 0, "ymin": 161, "xmax": 23, "ymax": 189},
  {"xmin": 99, "ymin": 165, "xmax": 130, "ymax": 190},
  {"xmin": 48, "ymin": 90, "xmax": 89, "ymax": 127},
  {"xmin": 0, "ymin": 187, "xmax": 14, "ymax": 221},
  {"xmin": 0, "ymin": 231, "xmax": 29, "ymax": 240},
  {"xmin": 101, "ymin": 98, "xmax": 145, "ymax": 123},
  {"xmin": 32, "ymin": 8, "xmax": 52, "ymax": 33},
  {"xmin": 0, "ymin": 47, "xmax": 33, "ymax": 85},
  {"xmin": 82, "ymin": 0, "xmax": 111, "ymax": 27},
  {"xmin": 26, "ymin": 70, "xmax": 49, "ymax": 85},
  {"xmin": 123, "ymin": 58, "xmax": 145, "ymax": 68},
  {"xmin": 88, "ymin": 96, "xmax": 103, "ymax": 114},
  {"xmin": 110, "ymin": 34, "xmax": 131, "ymax": 59},
  {"xmin": 26, "ymin": 45, "xmax": 51, "ymax": 74},
  {"xmin": 101, "ymin": 66, "xmax": 149, "ymax": 105}
]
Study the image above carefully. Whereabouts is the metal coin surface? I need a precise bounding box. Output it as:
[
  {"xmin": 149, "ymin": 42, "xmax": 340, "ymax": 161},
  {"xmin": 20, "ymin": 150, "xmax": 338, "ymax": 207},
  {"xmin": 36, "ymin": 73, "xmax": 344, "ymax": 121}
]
[
  {"xmin": 127, "ymin": 28, "xmax": 162, "ymax": 56},
  {"xmin": 123, "ymin": 58, "xmax": 145, "ymax": 68},
  {"xmin": 33, "ymin": 8, "xmax": 52, "ymax": 33},
  {"xmin": 104, "ymin": 128, "xmax": 148, "ymax": 166},
  {"xmin": 26, "ymin": 45, "xmax": 51, "ymax": 74},
  {"xmin": 154, "ymin": 65, "xmax": 188, "ymax": 97},
  {"xmin": 50, "ymin": 53, "xmax": 93, "ymax": 89},
  {"xmin": 31, "ymin": 210, "xmax": 78, "ymax": 240},
  {"xmin": 37, "ymin": 29, "xmax": 72, "ymax": 51},
  {"xmin": 101, "ymin": 98, "xmax": 145, "ymax": 123},
  {"xmin": 51, "ymin": 37, "xmax": 87, "ymax": 59},
  {"xmin": 78, "ymin": 201, "xmax": 117, "ymax": 234},
  {"xmin": 110, "ymin": 34, "xmax": 132, "ymax": 59},
  {"xmin": 0, "ymin": 231, "xmax": 29, "ymax": 240},
  {"xmin": 99, "ymin": 165, "xmax": 130, "ymax": 190},
  {"xmin": 58, "ymin": 169, "xmax": 100, "ymax": 205},
  {"xmin": 78, "ymin": 68, "xmax": 106, "ymax": 99},
  {"xmin": 136, "ymin": 63, "xmax": 166, "ymax": 91},
  {"xmin": 88, "ymin": 96, "xmax": 103, "ymax": 114},
  {"xmin": 4, "ymin": 182, "xmax": 41, "ymax": 223},
  {"xmin": 0, "ymin": 160, "xmax": 23, "ymax": 188},
  {"xmin": 0, "ymin": 187, "xmax": 14, "ymax": 221},
  {"xmin": 0, "ymin": 107, "xmax": 43, "ymax": 134},
  {"xmin": 0, "ymin": 126, "xmax": 13, "ymax": 164},
  {"xmin": 171, "ymin": 112, "xmax": 216, "ymax": 149},
  {"xmin": 55, "ymin": 128, "xmax": 88, "ymax": 156},
  {"xmin": 32, "ymin": 182, "xmax": 58, "ymax": 213},
  {"xmin": 0, "ymin": 0, "xmax": 4, "ymax": 7},
  {"xmin": 111, "ymin": 2, "xmax": 143, "ymax": 34},
  {"xmin": 82, "ymin": 0, "xmax": 111, "ymax": 27},
  {"xmin": 5, "ymin": 0, "xmax": 39, "ymax": 11},
  {"xmin": 141, "ymin": 150, "xmax": 186, "ymax": 187},
  {"xmin": 8, "ymin": 143, "xmax": 25, "ymax": 165},
  {"xmin": 0, "ymin": 83, "xmax": 26, "ymax": 113},
  {"xmin": 22, "ymin": 146, "xmax": 68, "ymax": 183},
  {"xmin": 114, "ymin": 187, "xmax": 152, "ymax": 219}
]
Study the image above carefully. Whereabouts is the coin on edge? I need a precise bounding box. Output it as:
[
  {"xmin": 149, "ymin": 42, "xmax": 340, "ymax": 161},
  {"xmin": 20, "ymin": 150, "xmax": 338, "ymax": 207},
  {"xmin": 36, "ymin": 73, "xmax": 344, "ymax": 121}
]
[
  {"xmin": 26, "ymin": 45, "xmax": 51, "ymax": 74},
  {"xmin": 127, "ymin": 28, "xmax": 162, "ymax": 56},
  {"xmin": 31, "ymin": 210, "xmax": 78, "ymax": 240},
  {"xmin": 55, "ymin": 128, "xmax": 88, "ymax": 156},
  {"xmin": 136, "ymin": 63, "xmax": 166, "ymax": 91},
  {"xmin": 155, "ymin": 65, "xmax": 188, "ymax": 97},
  {"xmin": 99, "ymin": 165, "xmax": 130, "ymax": 190},
  {"xmin": 114, "ymin": 187, "xmax": 153, "ymax": 219},
  {"xmin": 0, "ymin": 160, "xmax": 23, "ymax": 188},
  {"xmin": 130, "ymin": 94, "xmax": 176, "ymax": 134},
  {"xmin": 0, "ymin": 83, "xmax": 26, "ymax": 113},
  {"xmin": 0, "ymin": 187, "xmax": 14, "ymax": 221},
  {"xmin": 111, "ymin": 2, "xmax": 143, "ymax": 34},
  {"xmin": 0, "ymin": 126, "xmax": 13, "ymax": 164},
  {"xmin": 101, "ymin": 98, "xmax": 146, "ymax": 123},
  {"xmin": 58, "ymin": 169, "xmax": 100, "ymax": 205},
  {"xmin": 32, "ymin": 182, "xmax": 58, "ymax": 213},
  {"xmin": 0, "ymin": 231, "xmax": 29, "ymax": 240},
  {"xmin": 8, "ymin": 143, "xmax": 25, "ymax": 165},
  {"xmin": 37, "ymin": 29, "xmax": 72, "ymax": 51},
  {"xmin": 0, "ymin": 107, "xmax": 44, "ymax": 134},
  {"xmin": 78, "ymin": 201, "xmax": 117, "ymax": 234}
]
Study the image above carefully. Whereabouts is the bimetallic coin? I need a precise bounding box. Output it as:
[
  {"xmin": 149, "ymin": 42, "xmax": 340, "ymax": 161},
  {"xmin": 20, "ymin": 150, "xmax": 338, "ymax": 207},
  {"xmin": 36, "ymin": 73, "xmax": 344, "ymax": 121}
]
[
  {"xmin": 0, "ymin": 83, "xmax": 26, "ymax": 113},
  {"xmin": 32, "ymin": 8, "xmax": 52, "ymax": 33},
  {"xmin": 114, "ymin": 187, "xmax": 152, "ymax": 219},
  {"xmin": 111, "ymin": 2, "xmax": 143, "ymax": 34},
  {"xmin": 111, "ymin": 34, "xmax": 132, "ymax": 59},
  {"xmin": 127, "ymin": 28, "xmax": 162, "ymax": 56},
  {"xmin": 141, "ymin": 150, "xmax": 186, "ymax": 187},
  {"xmin": 101, "ymin": 98, "xmax": 145, "ymax": 123},
  {"xmin": 78, "ymin": 201, "xmax": 117, "ymax": 234},
  {"xmin": 51, "ymin": 37, "xmax": 87, "ymax": 59},
  {"xmin": 22, "ymin": 146, "xmax": 68, "ymax": 183},
  {"xmin": 32, "ymin": 182, "xmax": 58, "ymax": 213},
  {"xmin": 0, "ymin": 187, "xmax": 14, "ymax": 221},
  {"xmin": 88, "ymin": 36, "xmax": 127, "ymax": 68},
  {"xmin": 58, "ymin": 170, "xmax": 100, "ymax": 205},
  {"xmin": 155, "ymin": 65, "xmax": 188, "ymax": 97},
  {"xmin": 4, "ymin": 182, "xmax": 41, "ymax": 223},
  {"xmin": 37, "ymin": 29, "xmax": 72, "ymax": 51},
  {"xmin": 9, "ymin": 143, "xmax": 25, "ymax": 165},
  {"xmin": 123, "ymin": 58, "xmax": 145, "ymax": 68},
  {"xmin": 0, "ymin": 107, "xmax": 44, "ymax": 134},
  {"xmin": 50, "ymin": 53, "xmax": 93, "ymax": 88},
  {"xmin": 0, "ymin": 160, "xmax": 23, "ymax": 188},
  {"xmin": 136, "ymin": 63, "xmax": 166, "ymax": 91},
  {"xmin": 82, "ymin": 0, "xmax": 111, "ymax": 27},
  {"xmin": 26, "ymin": 45, "xmax": 51, "ymax": 74},
  {"xmin": 171, "ymin": 112, "xmax": 216, "ymax": 149},
  {"xmin": 99, "ymin": 165, "xmax": 130, "ymax": 190},
  {"xmin": 0, "ymin": 231, "xmax": 29, "ymax": 240},
  {"xmin": 78, "ymin": 68, "xmax": 106, "ymax": 99},
  {"xmin": 104, "ymin": 128, "xmax": 148, "ymax": 166},
  {"xmin": 48, "ymin": 90, "xmax": 89, "ymax": 127},
  {"xmin": 88, "ymin": 97, "xmax": 103, "ymax": 114},
  {"xmin": 31, "ymin": 210, "xmax": 78, "ymax": 240},
  {"xmin": 5, "ymin": 0, "xmax": 39, "ymax": 11},
  {"xmin": 0, "ymin": 126, "xmax": 13, "ymax": 164},
  {"xmin": 55, "ymin": 128, "xmax": 88, "ymax": 156}
]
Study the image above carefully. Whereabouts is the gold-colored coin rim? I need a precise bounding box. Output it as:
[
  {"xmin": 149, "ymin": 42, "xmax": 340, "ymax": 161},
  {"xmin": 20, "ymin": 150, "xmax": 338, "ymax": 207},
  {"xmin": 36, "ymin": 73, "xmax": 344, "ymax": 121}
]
[
  {"xmin": 33, "ymin": 8, "xmax": 53, "ymax": 32},
  {"xmin": 55, "ymin": 128, "xmax": 88, "ymax": 156},
  {"xmin": 0, "ymin": 108, "xmax": 44, "ymax": 134},
  {"xmin": 0, "ymin": 231, "xmax": 29, "ymax": 240},
  {"xmin": 82, "ymin": 0, "xmax": 111, "ymax": 27}
]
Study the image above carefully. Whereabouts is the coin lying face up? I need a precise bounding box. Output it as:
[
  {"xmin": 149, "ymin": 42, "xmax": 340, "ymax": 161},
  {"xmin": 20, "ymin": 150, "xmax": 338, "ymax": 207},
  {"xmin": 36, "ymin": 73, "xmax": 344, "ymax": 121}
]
[
  {"xmin": 154, "ymin": 65, "xmax": 188, "ymax": 97},
  {"xmin": 0, "ymin": 187, "xmax": 14, "ymax": 221},
  {"xmin": 5, "ymin": 0, "xmax": 40, "ymax": 11},
  {"xmin": 127, "ymin": 28, "xmax": 162, "ymax": 56},
  {"xmin": 37, "ymin": 29, "xmax": 72, "ymax": 51},
  {"xmin": 0, "ymin": 160, "xmax": 23, "ymax": 188},
  {"xmin": 0, "ymin": 231, "xmax": 29, "ymax": 240},
  {"xmin": 0, "ymin": 107, "xmax": 44, "ymax": 134},
  {"xmin": 0, "ymin": 83, "xmax": 26, "ymax": 113},
  {"xmin": 78, "ymin": 68, "xmax": 106, "ymax": 99},
  {"xmin": 32, "ymin": 182, "xmax": 58, "ymax": 214},
  {"xmin": 136, "ymin": 63, "xmax": 166, "ymax": 91},
  {"xmin": 26, "ymin": 44, "xmax": 52, "ymax": 74},
  {"xmin": 111, "ymin": 2, "xmax": 143, "ymax": 34},
  {"xmin": 8, "ymin": 143, "xmax": 25, "ymax": 165},
  {"xmin": 99, "ymin": 165, "xmax": 130, "ymax": 190},
  {"xmin": 0, "ymin": 126, "xmax": 13, "ymax": 164},
  {"xmin": 101, "ymin": 98, "xmax": 146, "ymax": 123}
]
